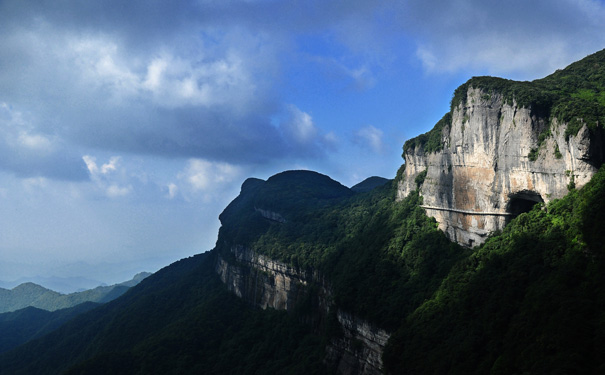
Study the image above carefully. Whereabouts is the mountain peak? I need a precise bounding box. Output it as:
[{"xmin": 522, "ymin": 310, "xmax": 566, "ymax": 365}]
[
  {"xmin": 351, "ymin": 176, "xmax": 390, "ymax": 193},
  {"xmin": 399, "ymin": 49, "xmax": 605, "ymax": 247}
]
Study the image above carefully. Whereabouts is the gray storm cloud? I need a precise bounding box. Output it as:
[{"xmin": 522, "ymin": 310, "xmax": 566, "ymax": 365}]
[{"xmin": 2, "ymin": 0, "xmax": 603, "ymax": 181}]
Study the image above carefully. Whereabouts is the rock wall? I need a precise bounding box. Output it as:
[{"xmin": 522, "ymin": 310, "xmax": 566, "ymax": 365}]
[
  {"xmin": 398, "ymin": 87, "xmax": 604, "ymax": 247},
  {"xmin": 325, "ymin": 311, "xmax": 390, "ymax": 375},
  {"xmin": 215, "ymin": 245, "xmax": 389, "ymax": 374},
  {"xmin": 215, "ymin": 245, "xmax": 319, "ymax": 310}
]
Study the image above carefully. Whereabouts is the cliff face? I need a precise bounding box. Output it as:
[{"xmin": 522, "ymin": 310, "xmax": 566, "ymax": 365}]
[
  {"xmin": 215, "ymin": 245, "xmax": 320, "ymax": 311},
  {"xmin": 398, "ymin": 86, "xmax": 604, "ymax": 247},
  {"xmin": 215, "ymin": 245, "xmax": 389, "ymax": 375}
]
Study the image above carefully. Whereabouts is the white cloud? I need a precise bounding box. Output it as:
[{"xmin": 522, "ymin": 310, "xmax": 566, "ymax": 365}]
[
  {"xmin": 0, "ymin": 102, "xmax": 84, "ymax": 180},
  {"xmin": 401, "ymin": 0, "xmax": 605, "ymax": 79},
  {"xmin": 83, "ymin": 155, "xmax": 132, "ymax": 198},
  {"xmin": 106, "ymin": 184, "xmax": 132, "ymax": 198},
  {"xmin": 23, "ymin": 177, "xmax": 48, "ymax": 190},
  {"xmin": 355, "ymin": 125, "xmax": 384, "ymax": 154},
  {"xmin": 178, "ymin": 159, "xmax": 242, "ymax": 201},
  {"xmin": 0, "ymin": 21, "xmax": 294, "ymax": 163},
  {"xmin": 167, "ymin": 183, "xmax": 178, "ymax": 199},
  {"xmin": 101, "ymin": 156, "xmax": 121, "ymax": 174},
  {"xmin": 277, "ymin": 104, "xmax": 338, "ymax": 157},
  {"xmin": 70, "ymin": 35, "xmax": 256, "ymax": 110},
  {"xmin": 281, "ymin": 105, "xmax": 318, "ymax": 144},
  {"xmin": 82, "ymin": 155, "xmax": 99, "ymax": 175},
  {"xmin": 18, "ymin": 132, "xmax": 53, "ymax": 151}
]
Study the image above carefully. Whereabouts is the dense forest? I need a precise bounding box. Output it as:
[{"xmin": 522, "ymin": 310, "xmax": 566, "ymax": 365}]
[{"xmin": 1, "ymin": 50, "xmax": 605, "ymax": 374}]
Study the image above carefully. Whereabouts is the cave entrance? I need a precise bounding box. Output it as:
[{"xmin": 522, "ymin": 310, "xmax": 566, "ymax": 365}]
[{"xmin": 506, "ymin": 190, "xmax": 544, "ymax": 221}]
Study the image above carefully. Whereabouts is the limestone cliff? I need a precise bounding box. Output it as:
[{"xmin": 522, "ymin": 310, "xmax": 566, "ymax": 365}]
[
  {"xmin": 215, "ymin": 245, "xmax": 389, "ymax": 375},
  {"xmin": 215, "ymin": 245, "xmax": 320, "ymax": 311},
  {"xmin": 399, "ymin": 79, "xmax": 605, "ymax": 246}
]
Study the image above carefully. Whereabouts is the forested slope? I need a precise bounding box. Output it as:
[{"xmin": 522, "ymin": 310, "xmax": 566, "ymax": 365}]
[{"xmin": 1, "ymin": 50, "xmax": 605, "ymax": 374}]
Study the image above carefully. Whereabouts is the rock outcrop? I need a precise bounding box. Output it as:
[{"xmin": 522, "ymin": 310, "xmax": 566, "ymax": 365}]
[
  {"xmin": 215, "ymin": 245, "xmax": 389, "ymax": 374},
  {"xmin": 325, "ymin": 311, "xmax": 390, "ymax": 375},
  {"xmin": 398, "ymin": 86, "xmax": 604, "ymax": 247},
  {"xmin": 215, "ymin": 245, "xmax": 320, "ymax": 310}
]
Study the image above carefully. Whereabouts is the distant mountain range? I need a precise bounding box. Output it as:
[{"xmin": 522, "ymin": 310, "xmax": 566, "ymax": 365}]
[
  {"xmin": 0, "ymin": 276, "xmax": 107, "ymax": 294},
  {"xmin": 0, "ymin": 272, "xmax": 151, "ymax": 313}
]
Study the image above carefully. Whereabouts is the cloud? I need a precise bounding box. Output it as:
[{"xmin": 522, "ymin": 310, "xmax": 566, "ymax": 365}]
[
  {"xmin": 398, "ymin": 0, "xmax": 605, "ymax": 79},
  {"xmin": 0, "ymin": 103, "xmax": 87, "ymax": 180},
  {"xmin": 178, "ymin": 158, "xmax": 242, "ymax": 201},
  {"xmin": 0, "ymin": 6, "xmax": 273, "ymax": 169},
  {"xmin": 308, "ymin": 55, "xmax": 377, "ymax": 91},
  {"xmin": 1, "ymin": 0, "xmax": 602, "ymax": 182},
  {"xmin": 166, "ymin": 183, "xmax": 179, "ymax": 200},
  {"xmin": 278, "ymin": 104, "xmax": 338, "ymax": 157},
  {"xmin": 281, "ymin": 105, "xmax": 318, "ymax": 144},
  {"xmin": 354, "ymin": 125, "xmax": 384, "ymax": 154},
  {"xmin": 0, "ymin": 0, "xmax": 402, "ymax": 177},
  {"xmin": 83, "ymin": 155, "xmax": 132, "ymax": 198}
]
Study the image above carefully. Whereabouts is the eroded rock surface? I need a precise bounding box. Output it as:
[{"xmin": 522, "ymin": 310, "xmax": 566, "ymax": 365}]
[
  {"xmin": 398, "ymin": 87, "xmax": 604, "ymax": 247},
  {"xmin": 215, "ymin": 245, "xmax": 389, "ymax": 375}
]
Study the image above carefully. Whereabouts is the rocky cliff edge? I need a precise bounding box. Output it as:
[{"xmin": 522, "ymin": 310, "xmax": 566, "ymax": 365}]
[{"xmin": 398, "ymin": 50, "xmax": 605, "ymax": 247}]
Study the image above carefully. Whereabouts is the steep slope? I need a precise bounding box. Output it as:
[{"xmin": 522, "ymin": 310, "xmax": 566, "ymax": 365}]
[
  {"xmin": 384, "ymin": 165, "xmax": 605, "ymax": 374},
  {"xmin": 214, "ymin": 170, "xmax": 466, "ymax": 374},
  {"xmin": 0, "ymin": 252, "xmax": 329, "ymax": 375},
  {"xmin": 399, "ymin": 48, "xmax": 605, "ymax": 247},
  {"xmin": 0, "ymin": 273, "xmax": 151, "ymax": 313}
]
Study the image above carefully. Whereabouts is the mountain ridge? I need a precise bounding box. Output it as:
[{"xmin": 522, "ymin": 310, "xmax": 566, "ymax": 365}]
[
  {"xmin": 0, "ymin": 272, "xmax": 151, "ymax": 313},
  {"xmin": 1, "ymin": 49, "xmax": 605, "ymax": 374}
]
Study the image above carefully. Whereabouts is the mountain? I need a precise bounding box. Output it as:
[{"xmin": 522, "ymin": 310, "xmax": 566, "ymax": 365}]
[
  {"xmin": 350, "ymin": 176, "xmax": 390, "ymax": 193},
  {"xmin": 400, "ymin": 49, "xmax": 605, "ymax": 247},
  {"xmin": 0, "ymin": 253, "xmax": 331, "ymax": 375},
  {"xmin": 0, "ymin": 272, "xmax": 151, "ymax": 313},
  {"xmin": 0, "ymin": 276, "xmax": 105, "ymax": 293},
  {"xmin": 0, "ymin": 303, "xmax": 99, "ymax": 354},
  {"xmin": 1, "ymin": 50, "xmax": 605, "ymax": 374}
]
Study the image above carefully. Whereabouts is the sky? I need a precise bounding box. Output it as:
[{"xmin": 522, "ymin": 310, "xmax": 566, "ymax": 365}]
[{"xmin": 1, "ymin": 0, "xmax": 605, "ymax": 288}]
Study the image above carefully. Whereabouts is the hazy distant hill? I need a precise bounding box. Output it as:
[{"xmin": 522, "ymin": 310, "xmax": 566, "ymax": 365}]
[
  {"xmin": 0, "ymin": 272, "xmax": 151, "ymax": 313},
  {"xmin": 0, "ymin": 276, "xmax": 105, "ymax": 294}
]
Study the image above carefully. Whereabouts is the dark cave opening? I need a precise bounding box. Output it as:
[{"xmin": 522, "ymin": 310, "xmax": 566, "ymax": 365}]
[{"xmin": 506, "ymin": 191, "xmax": 544, "ymax": 220}]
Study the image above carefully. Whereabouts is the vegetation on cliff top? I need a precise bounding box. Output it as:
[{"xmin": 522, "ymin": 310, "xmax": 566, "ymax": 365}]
[
  {"xmin": 402, "ymin": 112, "xmax": 452, "ymax": 156},
  {"xmin": 452, "ymin": 48, "xmax": 605, "ymax": 139},
  {"xmin": 405, "ymin": 48, "xmax": 605, "ymax": 155}
]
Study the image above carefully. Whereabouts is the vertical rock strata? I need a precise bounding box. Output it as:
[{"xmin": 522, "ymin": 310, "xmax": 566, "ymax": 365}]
[
  {"xmin": 215, "ymin": 246, "xmax": 390, "ymax": 375},
  {"xmin": 398, "ymin": 87, "xmax": 604, "ymax": 247}
]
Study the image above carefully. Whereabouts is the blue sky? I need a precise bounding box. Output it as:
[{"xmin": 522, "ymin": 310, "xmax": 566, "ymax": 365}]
[{"xmin": 1, "ymin": 0, "xmax": 605, "ymax": 287}]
